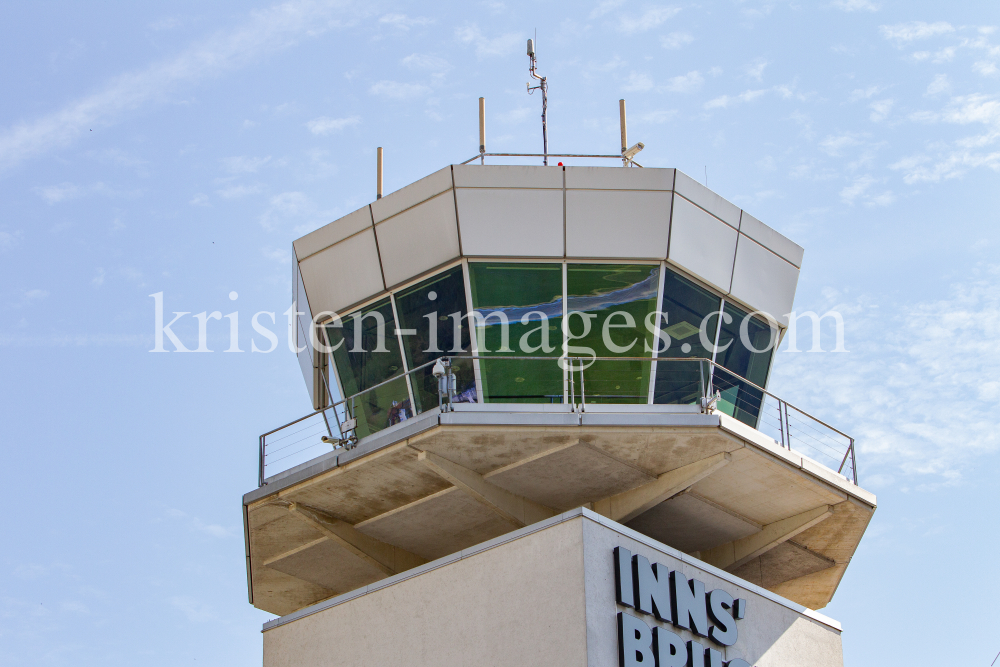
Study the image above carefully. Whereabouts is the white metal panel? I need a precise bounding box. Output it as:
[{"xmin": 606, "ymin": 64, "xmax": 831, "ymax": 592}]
[
  {"xmin": 564, "ymin": 166, "xmax": 674, "ymax": 190},
  {"xmin": 667, "ymin": 194, "xmax": 738, "ymax": 293},
  {"xmin": 456, "ymin": 187, "xmax": 564, "ymax": 257},
  {"xmin": 298, "ymin": 229, "xmax": 385, "ymax": 316},
  {"xmin": 371, "ymin": 166, "xmax": 453, "ymax": 224},
  {"xmin": 565, "ymin": 189, "xmax": 671, "ymax": 259},
  {"xmin": 729, "ymin": 234, "xmax": 800, "ymax": 327},
  {"xmin": 673, "ymin": 170, "xmax": 741, "ymax": 229},
  {"xmin": 375, "ymin": 191, "xmax": 461, "ymax": 287},
  {"xmin": 293, "ymin": 206, "xmax": 373, "ymax": 261},
  {"xmin": 738, "ymin": 210, "xmax": 804, "ymax": 268},
  {"xmin": 453, "ymin": 164, "xmax": 562, "ymax": 189}
]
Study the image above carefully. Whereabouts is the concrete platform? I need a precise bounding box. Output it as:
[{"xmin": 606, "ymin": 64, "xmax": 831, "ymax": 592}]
[
  {"xmin": 261, "ymin": 509, "xmax": 845, "ymax": 667},
  {"xmin": 243, "ymin": 405, "xmax": 875, "ymax": 617}
]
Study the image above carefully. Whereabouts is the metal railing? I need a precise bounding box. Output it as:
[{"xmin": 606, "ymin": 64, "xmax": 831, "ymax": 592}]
[
  {"xmin": 459, "ymin": 152, "xmax": 644, "ymax": 167},
  {"xmin": 258, "ymin": 356, "xmax": 856, "ymax": 487}
]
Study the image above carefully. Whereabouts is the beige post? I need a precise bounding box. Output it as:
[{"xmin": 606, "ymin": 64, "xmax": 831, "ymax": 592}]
[
  {"xmin": 479, "ymin": 97, "xmax": 486, "ymax": 153},
  {"xmin": 376, "ymin": 147, "xmax": 383, "ymax": 199},
  {"xmin": 619, "ymin": 99, "xmax": 628, "ymax": 166}
]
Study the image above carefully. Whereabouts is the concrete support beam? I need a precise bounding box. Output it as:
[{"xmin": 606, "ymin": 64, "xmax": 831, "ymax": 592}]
[
  {"xmin": 591, "ymin": 452, "xmax": 732, "ymax": 524},
  {"xmin": 418, "ymin": 450, "xmax": 558, "ymax": 527},
  {"xmin": 698, "ymin": 504, "xmax": 836, "ymax": 571},
  {"xmin": 287, "ymin": 503, "xmax": 426, "ymax": 576}
]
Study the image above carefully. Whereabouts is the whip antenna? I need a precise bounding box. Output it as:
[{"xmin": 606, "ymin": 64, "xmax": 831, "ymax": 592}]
[{"xmin": 526, "ymin": 35, "xmax": 549, "ymax": 166}]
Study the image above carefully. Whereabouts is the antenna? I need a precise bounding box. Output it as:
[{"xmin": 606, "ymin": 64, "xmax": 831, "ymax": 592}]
[
  {"xmin": 376, "ymin": 147, "xmax": 383, "ymax": 199},
  {"xmin": 526, "ymin": 34, "xmax": 549, "ymax": 166},
  {"xmin": 479, "ymin": 97, "xmax": 486, "ymax": 165}
]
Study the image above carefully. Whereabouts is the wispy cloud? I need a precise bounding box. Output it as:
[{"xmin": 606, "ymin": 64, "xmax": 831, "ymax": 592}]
[
  {"xmin": 704, "ymin": 88, "xmax": 767, "ymax": 109},
  {"xmin": 590, "ymin": 0, "xmax": 626, "ymax": 19},
  {"xmin": 831, "ymin": 0, "xmax": 878, "ymax": 11},
  {"xmin": 378, "ymin": 13, "xmax": 433, "ymax": 30},
  {"xmin": 305, "ymin": 115, "xmax": 360, "ymax": 135},
  {"xmin": 169, "ymin": 596, "xmax": 217, "ymax": 623},
  {"xmin": 455, "ymin": 23, "xmax": 520, "ymax": 58},
  {"xmin": 0, "ymin": 0, "xmax": 360, "ymax": 172},
  {"xmin": 926, "ymin": 74, "xmax": 950, "ymax": 96},
  {"xmin": 215, "ymin": 183, "xmax": 263, "ymax": 199},
  {"xmin": 617, "ymin": 6, "xmax": 681, "ymax": 33},
  {"xmin": 664, "ymin": 70, "xmax": 704, "ymax": 93},
  {"xmin": 661, "ymin": 31, "xmax": 693, "ymax": 49},
  {"xmin": 744, "ymin": 58, "xmax": 768, "ymax": 82},
  {"xmin": 869, "ymin": 98, "xmax": 894, "ymax": 122},
  {"xmin": 773, "ymin": 268, "xmax": 1000, "ymax": 486},
  {"xmin": 819, "ymin": 132, "xmax": 862, "ymax": 156},
  {"xmin": 880, "ymin": 21, "xmax": 954, "ymax": 46},
  {"xmin": 33, "ymin": 181, "xmax": 138, "ymax": 204},
  {"xmin": 220, "ymin": 155, "xmax": 271, "ymax": 173},
  {"xmin": 401, "ymin": 53, "xmax": 449, "ymax": 71}
]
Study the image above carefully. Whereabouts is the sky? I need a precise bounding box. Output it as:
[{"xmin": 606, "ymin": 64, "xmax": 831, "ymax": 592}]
[{"xmin": 2, "ymin": 0, "xmax": 999, "ymax": 665}]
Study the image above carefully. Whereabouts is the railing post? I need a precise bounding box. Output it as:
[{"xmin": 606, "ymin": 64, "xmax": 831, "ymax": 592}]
[
  {"xmin": 783, "ymin": 402, "xmax": 792, "ymax": 449},
  {"xmin": 259, "ymin": 434, "xmax": 265, "ymax": 487},
  {"xmin": 579, "ymin": 361, "xmax": 586, "ymax": 410},
  {"xmin": 569, "ymin": 359, "xmax": 576, "ymax": 408},
  {"xmin": 778, "ymin": 399, "xmax": 787, "ymax": 449},
  {"xmin": 850, "ymin": 439, "xmax": 857, "ymax": 485}
]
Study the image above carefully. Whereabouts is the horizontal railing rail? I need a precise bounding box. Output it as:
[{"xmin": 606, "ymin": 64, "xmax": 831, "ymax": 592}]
[
  {"xmin": 258, "ymin": 355, "xmax": 856, "ymax": 488},
  {"xmin": 459, "ymin": 152, "xmax": 643, "ymax": 167}
]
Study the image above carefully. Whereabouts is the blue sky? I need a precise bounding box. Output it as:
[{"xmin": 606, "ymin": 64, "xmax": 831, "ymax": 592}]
[{"xmin": 2, "ymin": 1, "xmax": 999, "ymax": 665}]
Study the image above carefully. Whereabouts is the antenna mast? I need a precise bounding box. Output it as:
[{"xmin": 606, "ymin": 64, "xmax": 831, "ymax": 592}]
[{"xmin": 526, "ymin": 37, "xmax": 548, "ymax": 166}]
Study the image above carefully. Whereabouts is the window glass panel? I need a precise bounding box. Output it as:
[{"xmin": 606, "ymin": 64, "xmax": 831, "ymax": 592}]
[
  {"xmin": 566, "ymin": 264, "xmax": 659, "ymax": 404},
  {"xmin": 468, "ymin": 262, "xmax": 564, "ymax": 403},
  {"xmin": 713, "ymin": 301, "xmax": 778, "ymax": 426},
  {"xmin": 393, "ymin": 265, "xmax": 475, "ymax": 411},
  {"xmin": 653, "ymin": 268, "xmax": 722, "ymax": 405},
  {"xmin": 325, "ymin": 298, "xmax": 411, "ymax": 438}
]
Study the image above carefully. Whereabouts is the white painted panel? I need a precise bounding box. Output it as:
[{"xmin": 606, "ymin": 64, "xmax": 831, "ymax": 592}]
[
  {"xmin": 453, "ymin": 164, "xmax": 562, "ymax": 189},
  {"xmin": 667, "ymin": 194, "xmax": 738, "ymax": 293},
  {"xmin": 456, "ymin": 188, "xmax": 564, "ymax": 257},
  {"xmin": 371, "ymin": 166, "xmax": 453, "ymax": 224},
  {"xmin": 673, "ymin": 170, "xmax": 741, "ymax": 229},
  {"xmin": 293, "ymin": 206, "xmax": 373, "ymax": 261},
  {"xmin": 565, "ymin": 189, "xmax": 670, "ymax": 259},
  {"xmin": 298, "ymin": 229, "xmax": 385, "ymax": 316},
  {"xmin": 564, "ymin": 166, "xmax": 674, "ymax": 191},
  {"xmin": 376, "ymin": 192, "xmax": 461, "ymax": 287},
  {"xmin": 729, "ymin": 234, "xmax": 800, "ymax": 327},
  {"xmin": 738, "ymin": 211, "xmax": 804, "ymax": 268}
]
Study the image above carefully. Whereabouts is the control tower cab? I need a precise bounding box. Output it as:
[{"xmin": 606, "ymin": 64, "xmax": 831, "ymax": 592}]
[{"xmin": 243, "ymin": 161, "xmax": 874, "ymax": 667}]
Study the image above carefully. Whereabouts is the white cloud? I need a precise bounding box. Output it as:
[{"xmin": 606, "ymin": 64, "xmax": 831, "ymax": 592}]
[
  {"xmin": 637, "ymin": 109, "xmax": 678, "ymax": 123},
  {"xmin": 0, "ymin": 0, "xmax": 358, "ymax": 172},
  {"xmin": 831, "ymin": 0, "xmax": 878, "ymax": 11},
  {"xmin": 34, "ymin": 182, "xmax": 82, "ymax": 203},
  {"xmin": 704, "ymin": 88, "xmax": 766, "ymax": 109},
  {"xmin": 617, "ymin": 6, "xmax": 681, "ymax": 33},
  {"xmin": 661, "ymin": 32, "xmax": 693, "ymax": 49},
  {"xmin": 91, "ymin": 268, "xmax": 105, "ymax": 287},
  {"xmin": 869, "ymin": 99, "xmax": 894, "ymax": 122},
  {"xmin": 305, "ymin": 115, "xmax": 360, "ymax": 135},
  {"xmin": 663, "ymin": 70, "xmax": 704, "ymax": 93},
  {"xmin": 221, "ymin": 155, "xmax": 271, "ymax": 173},
  {"xmin": 819, "ymin": 132, "xmax": 862, "ymax": 156},
  {"xmin": 839, "ymin": 175, "xmax": 875, "ymax": 203},
  {"xmin": 623, "ymin": 72, "xmax": 654, "ymax": 92},
  {"xmin": 744, "ymin": 58, "xmax": 768, "ymax": 82},
  {"xmin": 378, "ymin": 14, "xmax": 433, "ymax": 30},
  {"xmin": 401, "ymin": 53, "xmax": 449, "ymax": 71},
  {"xmin": 497, "ymin": 107, "xmax": 533, "ymax": 123},
  {"xmin": 926, "ymin": 74, "xmax": 950, "ymax": 96},
  {"xmin": 455, "ymin": 23, "xmax": 520, "ymax": 58},
  {"xmin": 590, "ymin": 0, "xmax": 626, "ymax": 19},
  {"xmin": 369, "ymin": 80, "xmax": 431, "ymax": 99},
  {"xmin": 974, "ymin": 60, "xmax": 999, "ymax": 76},
  {"xmin": 849, "ymin": 85, "xmax": 884, "ymax": 101},
  {"xmin": 24, "ymin": 289, "xmax": 49, "ymax": 303},
  {"xmin": 879, "ymin": 21, "xmax": 954, "ymax": 46},
  {"xmin": 189, "ymin": 193, "xmax": 210, "ymax": 206},
  {"xmin": 772, "ymin": 269, "xmax": 1000, "ymax": 485}
]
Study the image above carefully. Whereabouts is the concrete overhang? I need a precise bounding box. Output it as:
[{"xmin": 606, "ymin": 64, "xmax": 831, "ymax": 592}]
[{"xmin": 244, "ymin": 404, "xmax": 874, "ymax": 617}]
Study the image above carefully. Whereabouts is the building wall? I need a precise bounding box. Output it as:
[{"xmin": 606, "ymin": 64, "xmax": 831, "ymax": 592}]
[
  {"xmin": 262, "ymin": 511, "xmax": 842, "ymax": 667},
  {"xmin": 580, "ymin": 518, "xmax": 843, "ymax": 667},
  {"xmin": 262, "ymin": 519, "xmax": 589, "ymax": 667}
]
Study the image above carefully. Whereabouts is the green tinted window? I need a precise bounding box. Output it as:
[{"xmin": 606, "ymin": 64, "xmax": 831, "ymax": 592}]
[
  {"xmin": 653, "ymin": 268, "xmax": 722, "ymax": 405},
  {"xmin": 393, "ymin": 265, "xmax": 475, "ymax": 411},
  {"xmin": 468, "ymin": 263, "xmax": 564, "ymax": 403},
  {"xmin": 713, "ymin": 302, "xmax": 777, "ymax": 426},
  {"xmin": 566, "ymin": 264, "xmax": 659, "ymax": 404},
  {"xmin": 326, "ymin": 298, "xmax": 410, "ymax": 438}
]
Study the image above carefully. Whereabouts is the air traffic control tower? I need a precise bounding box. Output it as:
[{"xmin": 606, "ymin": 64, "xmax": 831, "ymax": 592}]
[{"xmin": 242, "ymin": 132, "xmax": 875, "ymax": 666}]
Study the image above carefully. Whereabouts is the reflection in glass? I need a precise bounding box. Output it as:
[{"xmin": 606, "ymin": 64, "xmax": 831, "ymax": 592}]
[
  {"xmin": 653, "ymin": 268, "xmax": 722, "ymax": 405},
  {"xmin": 468, "ymin": 263, "xmax": 564, "ymax": 403},
  {"xmin": 566, "ymin": 264, "xmax": 659, "ymax": 404},
  {"xmin": 326, "ymin": 298, "xmax": 410, "ymax": 438},
  {"xmin": 393, "ymin": 265, "xmax": 475, "ymax": 411},
  {"xmin": 713, "ymin": 302, "xmax": 777, "ymax": 426}
]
